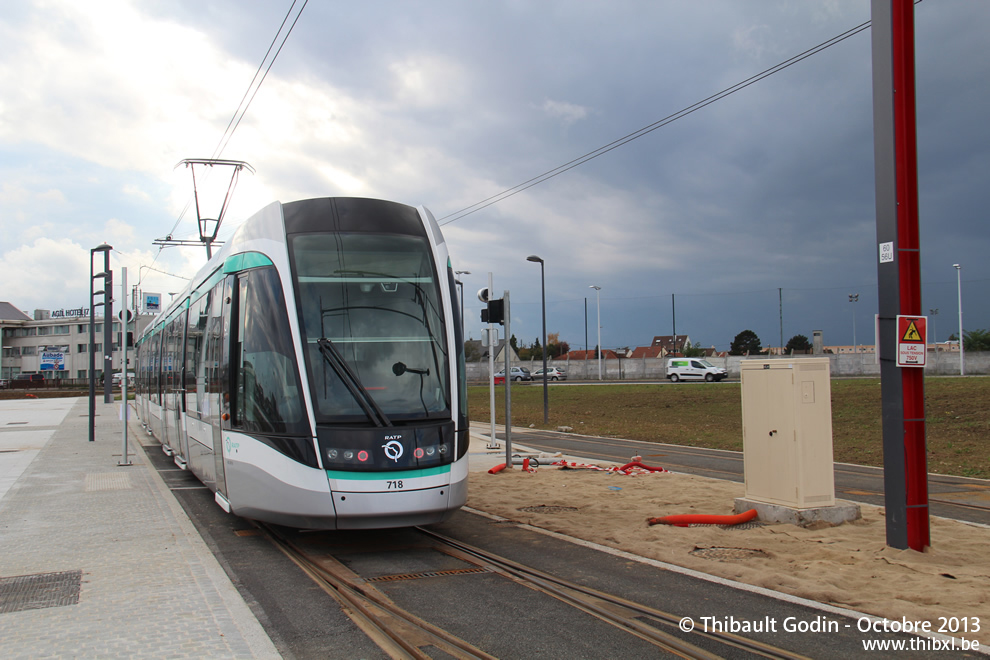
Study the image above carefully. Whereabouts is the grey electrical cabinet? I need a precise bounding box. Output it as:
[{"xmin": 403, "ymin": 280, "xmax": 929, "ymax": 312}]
[{"xmin": 740, "ymin": 357, "xmax": 835, "ymax": 508}]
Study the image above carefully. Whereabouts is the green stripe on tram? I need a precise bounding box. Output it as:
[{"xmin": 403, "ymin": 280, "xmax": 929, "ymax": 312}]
[
  {"xmin": 326, "ymin": 465, "xmax": 451, "ymax": 481},
  {"xmin": 224, "ymin": 252, "xmax": 274, "ymax": 273}
]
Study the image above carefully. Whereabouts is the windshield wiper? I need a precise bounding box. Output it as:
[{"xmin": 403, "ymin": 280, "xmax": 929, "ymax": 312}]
[{"xmin": 316, "ymin": 337, "xmax": 392, "ymax": 428}]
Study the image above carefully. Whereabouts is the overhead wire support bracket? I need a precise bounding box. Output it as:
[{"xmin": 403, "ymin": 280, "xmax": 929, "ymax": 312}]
[{"xmin": 173, "ymin": 158, "xmax": 256, "ymax": 259}]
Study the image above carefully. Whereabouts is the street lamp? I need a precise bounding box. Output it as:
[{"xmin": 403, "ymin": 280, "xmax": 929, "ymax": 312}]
[
  {"xmin": 527, "ymin": 256, "xmax": 548, "ymax": 423},
  {"xmin": 849, "ymin": 294, "xmax": 859, "ymax": 360},
  {"xmin": 590, "ymin": 285, "xmax": 602, "ymax": 380},
  {"xmin": 954, "ymin": 264, "xmax": 964, "ymax": 376},
  {"xmin": 455, "ymin": 270, "xmax": 470, "ymax": 337},
  {"xmin": 929, "ymin": 308, "xmax": 938, "ymax": 349},
  {"xmin": 89, "ymin": 243, "xmax": 113, "ymax": 442}
]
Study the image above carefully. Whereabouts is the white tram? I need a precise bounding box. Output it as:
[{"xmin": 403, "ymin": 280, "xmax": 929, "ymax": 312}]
[{"xmin": 134, "ymin": 198, "xmax": 468, "ymax": 529}]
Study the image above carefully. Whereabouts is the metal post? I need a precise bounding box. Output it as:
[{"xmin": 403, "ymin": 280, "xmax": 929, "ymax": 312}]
[
  {"xmin": 671, "ymin": 293, "xmax": 676, "ymax": 339},
  {"xmin": 594, "ymin": 287, "xmax": 602, "ymax": 380},
  {"xmin": 871, "ymin": 0, "xmax": 928, "ymax": 551},
  {"xmin": 527, "ymin": 256, "xmax": 548, "ymax": 424},
  {"xmin": 502, "ymin": 290, "xmax": 512, "ymax": 468},
  {"xmin": 584, "ymin": 298, "xmax": 588, "ymax": 358},
  {"xmin": 954, "ymin": 264, "xmax": 964, "ymax": 375},
  {"xmin": 119, "ymin": 267, "xmax": 132, "ymax": 466},
  {"xmin": 103, "ymin": 250, "xmax": 113, "ymax": 404},
  {"xmin": 779, "ymin": 288, "xmax": 783, "ymax": 354},
  {"xmin": 89, "ymin": 252, "xmax": 96, "ymax": 442},
  {"xmin": 89, "ymin": 243, "xmax": 112, "ymax": 442},
  {"xmin": 850, "ymin": 294, "xmax": 859, "ymax": 361},
  {"xmin": 486, "ymin": 272, "xmax": 498, "ymax": 449}
]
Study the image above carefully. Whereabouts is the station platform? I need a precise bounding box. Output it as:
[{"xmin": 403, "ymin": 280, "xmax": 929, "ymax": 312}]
[
  {"xmin": 0, "ymin": 396, "xmax": 281, "ymax": 658},
  {"xmin": 0, "ymin": 397, "xmax": 550, "ymax": 658}
]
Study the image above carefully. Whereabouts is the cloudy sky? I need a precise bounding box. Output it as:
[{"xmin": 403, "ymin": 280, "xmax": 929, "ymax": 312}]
[{"xmin": 2, "ymin": 0, "xmax": 988, "ymax": 353}]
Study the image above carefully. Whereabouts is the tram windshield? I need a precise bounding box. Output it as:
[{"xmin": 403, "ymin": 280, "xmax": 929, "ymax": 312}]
[{"xmin": 291, "ymin": 233, "xmax": 450, "ymax": 424}]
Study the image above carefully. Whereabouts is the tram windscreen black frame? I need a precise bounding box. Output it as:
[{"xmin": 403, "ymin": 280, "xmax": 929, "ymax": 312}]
[{"xmin": 289, "ymin": 232, "xmax": 451, "ymax": 426}]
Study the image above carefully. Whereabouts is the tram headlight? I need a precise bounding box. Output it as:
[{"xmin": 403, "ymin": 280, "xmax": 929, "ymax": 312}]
[
  {"xmin": 426, "ymin": 446, "xmax": 436, "ymax": 457},
  {"xmin": 327, "ymin": 449, "xmax": 338, "ymax": 460},
  {"xmin": 343, "ymin": 450, "xmax": 354, "ymax": 460},
  {"xmin": 438, "ymin": 443, "xmax": 449, "ymax": 455}
]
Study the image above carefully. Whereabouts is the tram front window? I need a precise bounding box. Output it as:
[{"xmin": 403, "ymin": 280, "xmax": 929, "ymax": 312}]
[{"xmin": 290, "ymin": 233, "xmax": 450, "ymax": 424}]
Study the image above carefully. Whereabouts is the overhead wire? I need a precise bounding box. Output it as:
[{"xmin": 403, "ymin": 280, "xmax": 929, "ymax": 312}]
[
  {"xmin": 159, "ymin": 0, "xmax": 310, "ymax": 244},
  {"xmin": 438, "ymin": 18, "xmax": 873, "ymax": 227}
]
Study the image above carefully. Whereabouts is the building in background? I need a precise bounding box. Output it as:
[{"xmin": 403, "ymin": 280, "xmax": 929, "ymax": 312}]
[{"xmin": 0, "ymin": 302, "xmax": 155, "ymax": 382}]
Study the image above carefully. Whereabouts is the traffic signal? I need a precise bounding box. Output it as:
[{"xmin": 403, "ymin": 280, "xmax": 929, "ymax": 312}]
[{"xmin": 481, "ymin": 298, "xmax": 505, "ymax": 325}]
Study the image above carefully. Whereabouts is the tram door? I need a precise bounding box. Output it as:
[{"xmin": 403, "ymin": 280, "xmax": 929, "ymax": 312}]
[
  {"xmin": 163, "ymin": 312, "xmax": 187, "ymax": 463},
  {"xmin": 161, "ymin": 319, "xmax": 176, "ymax": 453},
  {"xmin": 208, "ymin": 278, "xmax": 230, "ymax": 499}
]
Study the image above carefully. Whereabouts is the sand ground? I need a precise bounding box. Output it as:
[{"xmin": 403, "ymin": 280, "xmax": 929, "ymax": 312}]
[{"xmin": 467, "ymin": 463, "xmax": 990, "ymax": 645}]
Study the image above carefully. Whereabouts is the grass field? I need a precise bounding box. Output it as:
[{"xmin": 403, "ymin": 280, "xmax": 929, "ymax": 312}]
[{"xmin": 468, "ymin": 377, "xmax": 990, "ymax": 479}]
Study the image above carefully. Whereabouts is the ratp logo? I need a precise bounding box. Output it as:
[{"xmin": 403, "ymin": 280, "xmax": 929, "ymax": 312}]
[{"xmin": 382, "ymin": 440, "xmax": 404, "ymax": 462}]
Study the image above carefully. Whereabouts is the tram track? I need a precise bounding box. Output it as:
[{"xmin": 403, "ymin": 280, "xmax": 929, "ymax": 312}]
[
  {"xmin": 258, "ymin": 522, "xmax": 495, "ymax": 660},
  {"xmin": 257, "ymin": 521, "xmax": 812, "ymax": 659}
]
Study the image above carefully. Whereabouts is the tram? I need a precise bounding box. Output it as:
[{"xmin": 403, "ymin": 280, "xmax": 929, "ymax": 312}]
[{"xmin": 134, "ymin": 197, "xmax": 468, "ymax": 529}]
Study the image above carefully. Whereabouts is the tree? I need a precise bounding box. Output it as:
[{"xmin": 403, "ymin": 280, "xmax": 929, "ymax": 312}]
[
  {"xmin": 546, "ymin": 332, "xmax": 569, "ymax": 359},
  {"xmin": 964, "ymin": 329, "xmax": 990, "ymax": 352},
  {"xmin": 730, "ymin": 330, "xmax": 762, "ymax": 356},
  {"xmin": 529, "ymin": 337, "xmax": 543, "ymax": 361},
  {"xmin": 682, "ymin": 341, "xmax": 706, "ymax": 357},
  {"xmin": 785, "ymin": 334, "xmax": 812, "ymax": 353}
]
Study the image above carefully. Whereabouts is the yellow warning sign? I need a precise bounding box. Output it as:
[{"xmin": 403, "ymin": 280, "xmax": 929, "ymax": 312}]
[
  {"xmin": 897, "ymin": 315, "xmax": 927, "ymax": 367},
  {"xmin": 902, "ymin": 321, "xmax": 923, "ymax": 342}
]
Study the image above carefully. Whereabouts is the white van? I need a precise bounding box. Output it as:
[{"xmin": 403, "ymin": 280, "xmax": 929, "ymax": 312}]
[
  {"xmin": 112, "ymin": 372, "xmax": 136, "ymax": 387},
  {"xmin": 666, "ymin": 358, "xmax": 727, "ymax": 383}
]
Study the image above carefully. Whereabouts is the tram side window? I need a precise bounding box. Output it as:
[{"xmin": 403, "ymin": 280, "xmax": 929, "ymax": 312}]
[
  {"xmin": 185, "ymin": 294, "xmax": 209, "ymax": 419},
  {"xmin": 202, "ymin": 281, "xmax": 225, "ymax": 423},
  {"xmin": 150, "ymin": 332, "xmax": 162, "ymax": 406},
  {"xmin": 164, "ymin": 316, "xmax": 183, "ymax": 404},
  {"xmin": 232, "ymin": 267, "xmax": 307, "ymax": 436}
]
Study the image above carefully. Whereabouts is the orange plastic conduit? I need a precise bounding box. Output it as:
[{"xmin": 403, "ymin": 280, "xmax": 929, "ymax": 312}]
[
  {"xmin": 617, "ymin": 461, "xmax": 669, "ymax": 473},
  {"xmin": 647, "ymin": 509, "xmax": 758, "ymax": 527},
  {"xmin": 487, "ymin": 463, "xmax": 506, "ymax": 474}
]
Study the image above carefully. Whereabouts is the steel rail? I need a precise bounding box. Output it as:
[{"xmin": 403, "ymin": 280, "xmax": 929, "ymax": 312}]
[
  {"xmin": 418, "ymin": 527, "xmax": 812, "ymax": 660},
  {"xmin": 258, "ymin": 523, "xmax": 496, "ymax": 660}
]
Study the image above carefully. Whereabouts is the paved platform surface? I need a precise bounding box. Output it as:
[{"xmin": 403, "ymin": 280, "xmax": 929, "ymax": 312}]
[
  {"xmin": 0, "ymin": 398, "xmax": 539, "ymax": 658},
  {"xmin": 0, "ymin": 397, "xmax": 279, "ymax": 659}
]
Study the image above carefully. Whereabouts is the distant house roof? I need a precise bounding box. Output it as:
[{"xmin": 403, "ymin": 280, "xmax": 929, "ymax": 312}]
[
  {"xmin": 629, "ymin": 345, "xmax": 665, "ymax": 359},
  {"xmin": 0, "ymin": 302, "xmax": 31, "ymax": 322},
  {"xmin": 558, "ymin": 349, "xmax": 620, "ymax": 361},
  {"xmin": 651, "ymin": 335, "xmax": 690, "ymax": 352}
]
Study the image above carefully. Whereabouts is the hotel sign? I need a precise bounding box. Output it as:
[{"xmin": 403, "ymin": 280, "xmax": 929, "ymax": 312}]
[{"xmin": 50, "ymin": 307, "xmax": 89, "ymax": 318}]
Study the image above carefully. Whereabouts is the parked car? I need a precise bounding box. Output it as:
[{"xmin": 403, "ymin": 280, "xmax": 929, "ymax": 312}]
[
  {"xmin": 111, "ymin": 372, "xmax": 136, "ymax": 388},
  {"xmin": 533, "ymin": 367, "xmax": 567, "ymax": 381},
  {"xmin": 0, "ymin": 378, "xmax": 8, "ymax": 389},
  {"xmin": 494, "ymin": 366, "xmax": 532, "ymax": 381},
  {"xmin": 10, "ymin": 373, "xmax": 46, "ymax": 389},
  {"xmin": 666, "ymin": 358, "xmax": 727, "ymax": 383}
]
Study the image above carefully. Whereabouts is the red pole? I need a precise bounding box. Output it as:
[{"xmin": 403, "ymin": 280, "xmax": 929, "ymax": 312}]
[{"xmin": 891, "ymin": 0, "xmax": 930, "ymax": 551}]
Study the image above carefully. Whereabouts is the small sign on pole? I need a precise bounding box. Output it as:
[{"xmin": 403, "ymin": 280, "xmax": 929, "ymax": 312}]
[{"xmin": 896, "ymin": 315, "xmax": 927, "ymax": 367}]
